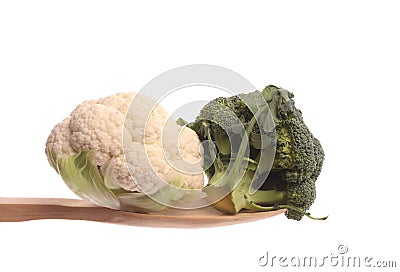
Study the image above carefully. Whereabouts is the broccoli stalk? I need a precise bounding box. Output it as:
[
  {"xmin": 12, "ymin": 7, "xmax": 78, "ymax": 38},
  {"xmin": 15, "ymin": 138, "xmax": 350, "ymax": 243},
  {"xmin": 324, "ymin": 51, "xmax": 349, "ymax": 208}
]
[
  {"xmin": 211, "ymin": 170, "xmax": 326, "ymax": 220},
  {"xmin": 189, "ymin": 85, "xmax": 326, "ymax": 221},
  {"xmin": 210, "ymin": 171, "xmax": 287, "ymax": 214}
]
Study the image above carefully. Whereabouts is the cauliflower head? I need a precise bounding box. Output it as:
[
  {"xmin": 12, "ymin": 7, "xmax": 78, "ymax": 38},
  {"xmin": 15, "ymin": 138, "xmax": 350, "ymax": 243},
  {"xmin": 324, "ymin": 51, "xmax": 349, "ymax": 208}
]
[{"xmin": 46, "ymin": 92, "xmax": 204, "ymax": 211}]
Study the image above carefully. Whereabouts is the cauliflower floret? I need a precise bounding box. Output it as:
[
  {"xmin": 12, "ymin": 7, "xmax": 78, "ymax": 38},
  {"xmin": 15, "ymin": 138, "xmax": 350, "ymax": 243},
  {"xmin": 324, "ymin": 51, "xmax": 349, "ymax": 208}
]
[
  {"xmin": 46, "ymin": 92, "xmax": 204, "ymax": 194},
  {"xmin": 46, "ymin": 117, "xmax": 75, "ymax": 156}
]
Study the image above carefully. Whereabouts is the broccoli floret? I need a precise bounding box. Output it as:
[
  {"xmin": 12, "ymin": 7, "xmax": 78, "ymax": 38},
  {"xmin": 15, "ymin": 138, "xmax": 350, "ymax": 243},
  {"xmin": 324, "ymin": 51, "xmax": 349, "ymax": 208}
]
[
  {"xmin": 260, "ymin": 86, "xmax": 325, "ymax": 220},
  {"xmin": 193, "ymin": 95, "xmax": 253, "ymax": 155},
  {"xmin": 188, "ymin": 85, "xmax": 326, "ymax": 221}
]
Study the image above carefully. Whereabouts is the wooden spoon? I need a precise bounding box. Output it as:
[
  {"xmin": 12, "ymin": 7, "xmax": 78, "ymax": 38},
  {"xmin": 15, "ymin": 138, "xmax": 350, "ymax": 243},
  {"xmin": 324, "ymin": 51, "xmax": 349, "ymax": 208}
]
[{"xmin": 0, "ymin": 198, "xmax": 284, "ymax": 228}]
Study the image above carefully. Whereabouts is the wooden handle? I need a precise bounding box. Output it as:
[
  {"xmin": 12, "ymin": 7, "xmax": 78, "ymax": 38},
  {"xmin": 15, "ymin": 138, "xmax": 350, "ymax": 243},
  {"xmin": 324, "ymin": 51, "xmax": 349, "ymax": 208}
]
[
  {"xmin": 0, "ymin": 197, "xmax": 109, "ymax": 222},
  {"xmin": 0, "ymin": 197, "xmax": 284, "ymax": 228}
]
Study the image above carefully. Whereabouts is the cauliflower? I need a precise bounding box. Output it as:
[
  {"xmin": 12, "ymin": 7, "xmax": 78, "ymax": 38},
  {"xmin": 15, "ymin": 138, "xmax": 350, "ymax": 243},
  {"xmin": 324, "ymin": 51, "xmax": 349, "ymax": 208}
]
[{"xmin": 46, "ymin": 92, "xmax": 204, "ymax": 211}]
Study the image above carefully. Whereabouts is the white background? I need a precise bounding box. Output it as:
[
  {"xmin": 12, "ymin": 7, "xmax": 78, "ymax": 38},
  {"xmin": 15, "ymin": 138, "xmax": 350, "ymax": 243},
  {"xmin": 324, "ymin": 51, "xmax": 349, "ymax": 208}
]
[{"xmin": 0, "ymin": 1, "xmax": 399, "ymax": 271}]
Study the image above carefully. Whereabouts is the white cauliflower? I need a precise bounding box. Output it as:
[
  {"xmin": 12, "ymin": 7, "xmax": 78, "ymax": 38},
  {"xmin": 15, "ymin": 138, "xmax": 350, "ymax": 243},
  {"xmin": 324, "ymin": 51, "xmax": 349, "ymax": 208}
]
[{"xmin": 46, "ymin": 92, "xmax": 204, "ymax": 211}]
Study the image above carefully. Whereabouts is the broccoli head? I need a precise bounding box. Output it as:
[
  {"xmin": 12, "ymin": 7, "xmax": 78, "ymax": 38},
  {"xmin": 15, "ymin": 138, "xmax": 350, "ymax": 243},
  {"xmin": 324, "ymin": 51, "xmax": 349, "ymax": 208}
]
[{"xmin": 188, "ymin": 85, "xmax": 326, "ymax": 221}]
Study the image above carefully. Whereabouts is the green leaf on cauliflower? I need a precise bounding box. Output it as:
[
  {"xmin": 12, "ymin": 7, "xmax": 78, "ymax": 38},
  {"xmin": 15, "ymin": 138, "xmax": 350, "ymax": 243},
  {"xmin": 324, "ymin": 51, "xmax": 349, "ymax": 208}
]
[
  {"xmin": 52, "ymin": 149, "xmax": 121, "ymax": 209},
  {"xmin": 47, "ymin": 148, "xmax": 206, "ymax": 212}
]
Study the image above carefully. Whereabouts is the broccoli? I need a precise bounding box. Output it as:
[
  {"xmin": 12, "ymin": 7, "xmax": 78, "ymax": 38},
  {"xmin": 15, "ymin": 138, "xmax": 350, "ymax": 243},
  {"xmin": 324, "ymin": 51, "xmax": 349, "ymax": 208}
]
[{"xmin": 188, "ymin": 85, "xmax": 326, "ymax": 220}]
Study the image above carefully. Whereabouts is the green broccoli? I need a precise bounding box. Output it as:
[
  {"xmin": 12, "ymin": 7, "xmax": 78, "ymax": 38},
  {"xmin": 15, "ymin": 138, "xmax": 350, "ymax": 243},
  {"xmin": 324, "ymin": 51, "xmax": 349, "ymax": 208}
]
[{"xmin": 188, "ymin": 85, "xmax": 326, "ymax": 220}]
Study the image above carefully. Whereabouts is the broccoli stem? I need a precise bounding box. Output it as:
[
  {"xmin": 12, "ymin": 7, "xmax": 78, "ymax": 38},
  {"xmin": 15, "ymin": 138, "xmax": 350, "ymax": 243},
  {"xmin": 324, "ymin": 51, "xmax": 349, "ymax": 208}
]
[
  {"xmin": 208, "ymin": 107, "xmax": 267, "ymax": 190},
  {"xmin": 246, "ymin": 189, "xmax": 286, "ymax": 206},
  {"xmin": 246, "ymin": 201, "xmax": 328, "ymax": 220},
  {"xmin": 209, "ymin": 170, "xmax": 286, "ymax": 214},
  {"xmin": 210, "ymin": 167, "xmax": 328, "ymax": 220},
  {"xmin": 213, "ymin": 131, "xmax": 231, "ymax": 155}
]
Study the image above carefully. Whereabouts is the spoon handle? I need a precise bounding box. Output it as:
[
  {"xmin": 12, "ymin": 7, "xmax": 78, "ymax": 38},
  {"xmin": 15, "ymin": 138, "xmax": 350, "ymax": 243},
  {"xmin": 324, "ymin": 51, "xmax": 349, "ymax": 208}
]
[
  {"xmin": 0, "ymin": 197, "xmax": 284, "ymax": 228},
  {"xmin": 0, "ymin": 197, "xmax": 106, "ymax": 222}
]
